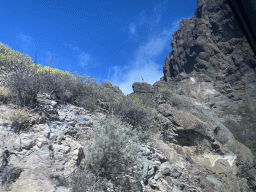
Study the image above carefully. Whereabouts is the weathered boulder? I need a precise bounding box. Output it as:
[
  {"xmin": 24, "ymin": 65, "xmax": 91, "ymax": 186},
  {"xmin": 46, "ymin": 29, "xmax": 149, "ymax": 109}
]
[
  {"xmin": 132, "ymin": 82, "xmax": 154, "ymax": 93},
  {"xmin": 102, "ymin": 81, "xmax": 112, "ymax": 88},
  {"xmin": 102, "ymin": 81, "xmax": 123, "ymax": 95}
]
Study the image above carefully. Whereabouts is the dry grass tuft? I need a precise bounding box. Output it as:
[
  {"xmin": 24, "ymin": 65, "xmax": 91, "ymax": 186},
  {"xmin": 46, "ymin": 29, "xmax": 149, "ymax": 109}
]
[
  {"xmin": 0, "ymin": 86, "xmax": 11, "ymax": 104},
  {"xmin": 5, "ymin": 106, "xmax": 31, "ymax": 133}
]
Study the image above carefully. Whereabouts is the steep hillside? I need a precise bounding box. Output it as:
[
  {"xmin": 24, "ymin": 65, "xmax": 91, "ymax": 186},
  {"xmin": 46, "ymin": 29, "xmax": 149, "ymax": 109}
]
[
  {"xmin": 0, "ymin": 0, "xmax": 256, "ymax": 191},
  {"xmin": 158, "ymin": 0, "xmax": 256, "ymax": 166}
]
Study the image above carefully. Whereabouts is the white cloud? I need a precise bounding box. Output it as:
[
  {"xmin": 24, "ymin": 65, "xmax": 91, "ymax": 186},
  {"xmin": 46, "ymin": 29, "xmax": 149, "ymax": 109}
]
[
  {"xmin": 116, "ymin": 60, "xmax": 163, "ymax": 95},
  {"xmin": 109, "ymin": 16, "xmax": 190, "ymax": 95},
  {"xmin": 16, "ymin": 33, "xmax": 33, "ymax": 51},
  {"xmin": 69, "ymin": 44, "xmax": 91, "ymax": 69}
]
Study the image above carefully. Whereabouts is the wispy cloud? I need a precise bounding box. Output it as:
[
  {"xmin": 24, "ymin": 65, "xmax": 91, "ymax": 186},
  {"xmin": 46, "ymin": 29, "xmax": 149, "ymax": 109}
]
[
  {"xmin": 79, "ymin": 51, "xmax": 91, "ymax": 68},
  {"xmin": 137, "ymin": 0, "xmax": 167, "ymax": 28},
  {"xmin": 16, "ymin": 33, "xmax": 33, "ymax": 51},
  {"xmin": 69, "ymin": 44, "xmax": 91, "ymax": 69},
  {"xmin": 110, "ymin": 15, "xmax": 189, "ymax": 95},
  {"xmin": 129, "ymin": 23, "xmax": 136, "ymax": 35}
]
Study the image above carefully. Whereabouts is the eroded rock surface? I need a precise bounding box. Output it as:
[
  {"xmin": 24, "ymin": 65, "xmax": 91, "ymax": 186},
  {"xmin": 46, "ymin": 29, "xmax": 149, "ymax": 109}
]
[
  {"xmin": 0, "ymin": 89, "xmax": 255, "ymax": 191},
  {"xmin": 162, "ymin": 0, "xmax": 256, "ymax": 110},
  {"xmin": 132, "ymin": 82, "xmax": 154, "ymax": 94},
  {"xmin": 0, "ymin": 94, "xmax": 104, "ymax": 191},
  {"xmin": 102, "ymin": 81, "xmax": 123, "ymax": 95}
]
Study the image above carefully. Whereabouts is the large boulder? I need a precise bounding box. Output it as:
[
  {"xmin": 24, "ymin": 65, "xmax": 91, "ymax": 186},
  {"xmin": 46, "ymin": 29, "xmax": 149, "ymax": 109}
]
[
  {"xmin": 132, "ymin": 82, "xmax": 154, "ymax": 93},
  {"xmin": 102, "ymin": 81, "xmax": 123, "ymax": 95}
]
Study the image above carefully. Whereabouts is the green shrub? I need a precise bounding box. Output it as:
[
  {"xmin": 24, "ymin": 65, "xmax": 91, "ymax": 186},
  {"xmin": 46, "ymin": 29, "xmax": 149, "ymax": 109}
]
[
  {"xmin": 127, "ymin": 93, "xmax": 157, "ymax": 109},
  {"xmin": 236, "ymin": 105, "xmax": 256, "ymax": 125},
  {"xmin": 0, "ymin": 42, "xmax": 33, "ymax": 73},
  {"xmin": 88, "ymin": 116, "xmax": 140, "ymax": 179},
  {"xmin": 168, "ymin": 94, "xmax": 182, "ymax": 107},
  {"xmin": 158, "ymin": 87, "xmax": 173, "ymax": 101},
  {"xmin": 6, "ymin": 68, "xmax": 43, "ymax": 107},
  {"xmin": 157, "ymin": 86, "xmax": 182, "ymax": 107},
  {"xmin": 110, "ymin": 97, "xmax": 157, "ymax": 140},
  {"xmin": 40, "ymin": 73, "xmax": 68, "ymax": 101}
]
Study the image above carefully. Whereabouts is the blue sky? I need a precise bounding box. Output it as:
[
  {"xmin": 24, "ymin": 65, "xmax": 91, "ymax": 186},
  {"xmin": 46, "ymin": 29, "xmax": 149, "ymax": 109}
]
[{"xmin": 0, "ymin": 0, "xmax": 197, "ymax": 95}]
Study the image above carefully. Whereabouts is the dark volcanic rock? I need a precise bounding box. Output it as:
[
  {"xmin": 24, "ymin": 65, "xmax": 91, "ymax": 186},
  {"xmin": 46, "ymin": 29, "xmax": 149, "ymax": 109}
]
[
  {"xmin": 102, "ymin": 81, "xmax": 112, "ymax": 88},
  {"xmin": 102, "ymin": 81, "xmax": 123, "ymax": 95},
  {"xmin": 132, "ymin": 82, "xmax": 154, "ymax": 93},
  {"xmin": 163, "ymin": 0, "xmax": 256, "ymax": 108}
]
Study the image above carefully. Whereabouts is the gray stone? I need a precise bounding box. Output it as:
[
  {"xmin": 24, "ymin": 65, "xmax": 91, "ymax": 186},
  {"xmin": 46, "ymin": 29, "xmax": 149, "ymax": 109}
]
[
  {"xmin": 20, "ymin": 133, "xmax": 35, "ymax": 150},
  {"xmin": 132, "ymin": 82, "xmax": 154, "ymax": 93}
]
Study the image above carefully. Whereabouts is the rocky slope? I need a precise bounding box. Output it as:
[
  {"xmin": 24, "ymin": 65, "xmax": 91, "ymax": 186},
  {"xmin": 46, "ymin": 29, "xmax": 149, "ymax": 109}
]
[
  {"xmin": 0, "ymin": 0, "xmax": 256, "ymax": 191},
  {"xmin": 155, "ymin": 0, "xmax": 256, "ymax": 167},
  {"xmin": 0, "ymin": 89, "xmax": 255, "ymax": 191}
]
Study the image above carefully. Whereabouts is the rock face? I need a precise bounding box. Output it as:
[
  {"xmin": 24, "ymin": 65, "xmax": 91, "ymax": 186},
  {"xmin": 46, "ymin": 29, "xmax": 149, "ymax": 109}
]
[
  {"xmin": 0, "ymin": 94, "xmax": 101, "ymax": 192},
  {"xmin": 102, "ymin": 81, "xmax": 124, "ymax": 95},
  {"xmin": 132, "ymin": 82, "xmax": 154, "ymax": 93},
  {"xmin": 1, "ymin": 94, "xmax": 255, "ymax": 192},
  {"xmin": 163, "ymin": 0, "xmax": 256, "ymax": 108}
]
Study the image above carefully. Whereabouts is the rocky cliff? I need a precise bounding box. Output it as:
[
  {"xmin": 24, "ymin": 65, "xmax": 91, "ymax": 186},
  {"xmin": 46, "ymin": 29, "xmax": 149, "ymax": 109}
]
[{"xmin": 162, "ymin": 0, "xmax": 256, "ymax": 109}]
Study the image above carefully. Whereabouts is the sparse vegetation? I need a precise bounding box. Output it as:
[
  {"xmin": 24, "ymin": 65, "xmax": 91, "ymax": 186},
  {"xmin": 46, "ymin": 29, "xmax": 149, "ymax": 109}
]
[
  {"xmin": 88, "ymin": 116, "xmax": 140, "ymax": 179},
  {"xmin": 157, "ymin": 84, "xmax": 182, "ymax": 107},
  {"xmin": 158, "ymin": 86, "xmax": 174, "ymax": 100},
  {"xmin": 111, "ymin": 97, "xmax": 157, "ymax": 137},
  {"xmin": 127, "ymin": 93, "xmax": 157, "ymax": 109},
  {"xmin": 0, "ymin": 42, "xmax": 159, "ymax": 140},
  {"xmin": 70, "ymin": 169, "xmax": 109, "ymax": 192}
]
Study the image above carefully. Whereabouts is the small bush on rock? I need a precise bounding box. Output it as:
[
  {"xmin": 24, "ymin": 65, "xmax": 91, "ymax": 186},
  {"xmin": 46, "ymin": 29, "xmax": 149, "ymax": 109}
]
[
  {"xmin": 111, "ymin": 97, "xmax": 157, "ymax": 135},
  {"xmin": 88, "ymin": 116, "xmax": 140, "ymax": 179},
  {"xmin": 70, "ymin": 169, "xmax": 109, "ymax": 192},
  {"xmin": 158, "ymin": 87, "xmax": 173, "ymax": 101},
  {"xmin": 127, "ymin": 93, "xmax": 157, "ymax": 109}
]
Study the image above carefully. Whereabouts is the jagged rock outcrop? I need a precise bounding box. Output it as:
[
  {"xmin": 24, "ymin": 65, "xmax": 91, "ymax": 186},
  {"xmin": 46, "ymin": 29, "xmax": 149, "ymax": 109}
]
[
  {"xmin": 162, "ymin": 0, "xmax": 256, "ymax": 109},
  {"xmin": 132, "ymin": 82, "xmax": 154, "ymax": 94},
  {"xmin": 102, "ymin": 81, "xmax": 123, "ymax": 95},
  {"xmin": 128, "ymin": 82, "xmax": 155, "ymax": 106}
]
